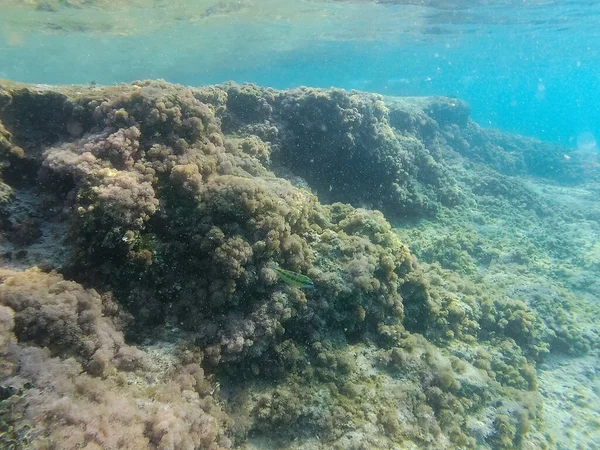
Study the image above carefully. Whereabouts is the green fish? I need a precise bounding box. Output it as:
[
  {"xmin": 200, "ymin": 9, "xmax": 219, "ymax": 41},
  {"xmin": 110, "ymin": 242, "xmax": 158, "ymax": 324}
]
[{"xmin": 271, "ymin": 265, "xmax": 314, "ymax": 289}]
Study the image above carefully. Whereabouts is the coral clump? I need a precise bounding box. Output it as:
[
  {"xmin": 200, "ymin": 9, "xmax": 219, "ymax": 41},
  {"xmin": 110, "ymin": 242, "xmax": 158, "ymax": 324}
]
[
  {"xmin": 221, "ymin": 84, "xmax": 461, "ymax": 219},
  {"xmin": 17, "ymin": 81, "xmax": 427, "ymax": 367},
  {"xmin": 0, "ymin": 268, "xmax": 231, "ymax": 449}
]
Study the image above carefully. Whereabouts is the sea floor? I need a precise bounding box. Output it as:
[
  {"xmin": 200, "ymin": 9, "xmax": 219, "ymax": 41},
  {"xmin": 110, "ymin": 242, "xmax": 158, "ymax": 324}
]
[{"xmin": 397, "ymin": 173, "xmax": 600, "ymax": 449}]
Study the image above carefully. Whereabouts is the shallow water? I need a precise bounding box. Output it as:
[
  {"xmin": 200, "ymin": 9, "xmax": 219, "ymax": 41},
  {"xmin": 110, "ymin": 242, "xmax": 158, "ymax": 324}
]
[
  {"xmin": 0, "ymin": 2, "xmax": 600, "ymax": 450},
  {"xmin": 1, "ymin": 0, "xmax": 600, "ymax": 143}
]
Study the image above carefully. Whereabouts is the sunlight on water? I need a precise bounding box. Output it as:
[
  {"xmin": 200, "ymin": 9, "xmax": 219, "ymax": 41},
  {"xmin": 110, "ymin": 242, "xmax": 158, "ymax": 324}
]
[{"xmin": 0, "ymin": 0, "xmax": 427, "ymax": 38}]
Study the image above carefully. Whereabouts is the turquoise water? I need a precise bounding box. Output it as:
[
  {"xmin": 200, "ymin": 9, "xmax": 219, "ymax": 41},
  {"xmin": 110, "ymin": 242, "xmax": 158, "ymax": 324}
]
[
  {"xmin": 2, "ymin": 2, "xmax": 600, "ymax": 449},
  {"xmin": 1, "ymin": 0, "xmax": 600, "ymax": 145}
]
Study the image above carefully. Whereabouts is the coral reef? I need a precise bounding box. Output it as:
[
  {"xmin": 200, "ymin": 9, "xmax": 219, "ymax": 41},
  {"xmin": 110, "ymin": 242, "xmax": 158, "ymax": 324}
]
[
  {"xmin": 384, "ymin": 94, "xmax": 594, "ymax": 183},
  {"xmin": 0, "ymin": 268, "xmax": 231, "ymax": 449},
  {"xmin": 20, "ymin": 81, "xmax": 423, "ymax": 369},
  {"xmin": 2, "ymin": 78, "xmax": 597, "ymax": 448},
  {"xmin": 221, "ymin": 84, "xmax": 462, "ymax": 220}
]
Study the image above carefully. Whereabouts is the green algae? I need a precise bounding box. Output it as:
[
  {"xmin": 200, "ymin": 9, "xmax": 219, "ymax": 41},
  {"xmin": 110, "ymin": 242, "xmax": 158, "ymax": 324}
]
[{"xmin": 1, "ymin": 79, "xmax": 598, "ymax": 448}]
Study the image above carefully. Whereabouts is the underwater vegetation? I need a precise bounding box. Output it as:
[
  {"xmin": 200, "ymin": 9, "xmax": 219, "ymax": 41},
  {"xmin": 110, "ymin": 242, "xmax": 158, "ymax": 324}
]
[{"xmin": 0, "ymin": 79, "xmax": 597, "ymax": 449}]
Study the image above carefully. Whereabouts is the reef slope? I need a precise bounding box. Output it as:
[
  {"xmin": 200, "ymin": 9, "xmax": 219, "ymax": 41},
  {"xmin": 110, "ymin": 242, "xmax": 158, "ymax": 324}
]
[{"xmin": 0, "ymin": 80, "xmax": 597, "ymax": 449}]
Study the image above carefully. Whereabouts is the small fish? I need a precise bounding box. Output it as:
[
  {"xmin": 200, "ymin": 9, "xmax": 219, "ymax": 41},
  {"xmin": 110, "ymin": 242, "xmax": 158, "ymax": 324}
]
[{"xmin": 270, "ymin": 263, "xmax": 314, "ymax": 289}]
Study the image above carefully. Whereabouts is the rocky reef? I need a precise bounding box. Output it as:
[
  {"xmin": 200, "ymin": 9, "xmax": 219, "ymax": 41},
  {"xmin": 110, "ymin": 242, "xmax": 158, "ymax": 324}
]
[{"xmin": 0, "ymin": 79, "xmax": 597, "ymax": 449}]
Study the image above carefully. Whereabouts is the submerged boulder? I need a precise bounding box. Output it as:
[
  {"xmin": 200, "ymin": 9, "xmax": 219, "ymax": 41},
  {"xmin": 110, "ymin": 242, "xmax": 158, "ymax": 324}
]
[{"xmin": 0, "ymin": 79, "xmax": 561, "ymax": 449}]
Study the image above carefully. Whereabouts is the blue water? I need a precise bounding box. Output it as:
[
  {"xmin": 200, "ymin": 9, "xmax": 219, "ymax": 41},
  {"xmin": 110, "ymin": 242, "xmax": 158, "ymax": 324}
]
[{"xmin": 1, "ymin": 0, "xmax": 600, "ymax": 146}]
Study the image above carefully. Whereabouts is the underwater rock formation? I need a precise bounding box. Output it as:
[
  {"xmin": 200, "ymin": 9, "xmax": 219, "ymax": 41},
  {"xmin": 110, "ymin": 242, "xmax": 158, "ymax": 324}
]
[
  {"xmin": 0, "ymin": 268, "xmax": 232, "ymax": 449},
  {"xmin": 221, "ymin": 84, "xmax": 463, "ymax": 219},
  {"xmin": 0, "ymin": 79, "xmax": 585, "ymax": 448}
]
